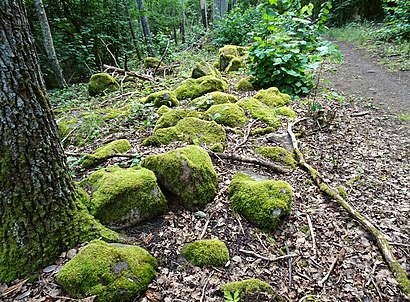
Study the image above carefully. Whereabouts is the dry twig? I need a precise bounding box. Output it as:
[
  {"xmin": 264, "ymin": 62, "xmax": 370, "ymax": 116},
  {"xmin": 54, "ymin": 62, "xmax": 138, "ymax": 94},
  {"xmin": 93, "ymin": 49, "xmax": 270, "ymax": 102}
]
[
  {"xmin": 318, "ymin": 247, "xmax": 346, "ymax": 286},
  {"xmin": 232, "ymin": 120, "xmax": 256, "ymax": 152},
  {"xmin": 306, "ymin": 214, "xmax": 317, "ymax": 258},
  {"xmin": 102, "ymin": 64, "xmax": 153, "ymax": 81},
  {"xmin": 200, "ymin": 272, "xmax": 213, "ymax": 302}
]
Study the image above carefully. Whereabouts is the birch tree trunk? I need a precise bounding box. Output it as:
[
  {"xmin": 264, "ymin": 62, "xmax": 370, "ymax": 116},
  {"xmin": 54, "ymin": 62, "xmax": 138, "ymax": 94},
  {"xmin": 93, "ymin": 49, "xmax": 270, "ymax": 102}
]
[
  {"xmin": 0, "ymin": 0, "xmax": 116, "ymax": 283},
  {"xmin": 34, "ymin": 0, "xmax": 66, "ymax": 87},
  {"xmin": 136, "ymin": 0, "xmax": 156, "ymax": 57}
]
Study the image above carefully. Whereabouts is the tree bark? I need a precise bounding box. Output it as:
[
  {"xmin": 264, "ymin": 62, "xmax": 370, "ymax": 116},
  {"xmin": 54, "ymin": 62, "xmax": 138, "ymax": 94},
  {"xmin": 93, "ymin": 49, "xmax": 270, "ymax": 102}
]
[
  {"xmin": 136, "ymin": 0, "xmax": 156, "ymax": 57},
  {"xmin": 181, "ymin": 0, "xmax": 186, "ymax": 43},
  {"xmin": 200, "ymin": 0, "xmax": 208, "ymax": 28},
  {"xmin": 125, "ymin": 0, "xmax": 142, "ymax": 60},
  {"xmin": 0, "ymin": 0, "xmax": 116, "ymax": 283},
  {"xmin": 33, "ymin": 0, "xmax": 67, "ymax": 88}
]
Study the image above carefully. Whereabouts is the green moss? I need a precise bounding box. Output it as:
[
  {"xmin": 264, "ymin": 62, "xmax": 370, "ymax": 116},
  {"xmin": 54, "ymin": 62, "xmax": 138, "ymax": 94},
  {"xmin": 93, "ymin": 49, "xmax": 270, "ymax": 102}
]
[
  {"xmin": 154, "ymin": 109, "xmax": 202, "ymax": 131},
  {"xmin": 157, "ymin": 105, "xmax": 171, "ymax": 116},
  {"xmin": 80, "ymin": 166, "xmax": 167, "ymax": 228},
  {"xmin": 192, "ymin": 60, "xmax": 222, "ymax": 79},
  {"xmin": 235, "ymin": 77, "xmax": 254, "ymax": 91},
  {"xmin": 174, "ymin": 76, "xmax": 228, "ymax": 100},
  {"xmin": 254, "ymin": 87, "xmax": 291, "ymax": 108},
  {"xmin": 226, "ymin": 57, "xmax": 243, "ymax": 72},
  {"xmin": 82, "ymin": 139, "xmax": 132, "ymax": 169},
  {"xmin": 143, "ymin": 117, "xmax": 226, "ymax": 148},
  {"xmin": 182, "ymin": 239, "xmax": 229, "ymax": 267},
  {"xmin": 188, "ymin": 92, "xmax": 238, "ymax": 110},
  {"xmin": 255, "ymin": 146, "xmax": 297, "ymax": 168},
  {"xmin": 237, "ymin": 98, "xmax": 281, "ymax": 128},
  {"xmin": 88, "ymin": 73, "xmax": 120, "ymax": 97},
  {"xmin": 218, "ymin": 45, "xmax": 249, "ymax": 72},
  {"xmin": 275, "ymin": 106, "xmax": 296, "ymax": 118},
  {"xmin": 58, "ymin": 118, "xmax": 78, "ymax": 138},
  {"xmin": 228, "ymin": 173, "xmax": 293, "ymax": 231},
  {"xmin": 205, "ymin": 103, "xmax": 247, "ymax": 127},
  {"xmin": 221, "ymin": 279, "xmax": 273, "ymax": 297},
  {"xmin": 144, "ymin": 57, "xmax": 160, "ymax": 68},
  {"xmin": 210, "ymin": 143, "xmax": 224, "ymax": 152},
  {"xmin": 250, "ymin": 127, "xmax": 275, "ymax": 136},
  {"xmin": 337, "ymin": 186, "xmax": 348, "ymax": 199},
  {"xmin": 56, "ymin": 240, "xmax": 157, "ymax": 302},
  {"xmin": 141, "ymin": 145, "xmax": 218, "ymax": 209},
  {"xmin": 143, "ymin": 90, "xmax": 179, "ymax": 108}
]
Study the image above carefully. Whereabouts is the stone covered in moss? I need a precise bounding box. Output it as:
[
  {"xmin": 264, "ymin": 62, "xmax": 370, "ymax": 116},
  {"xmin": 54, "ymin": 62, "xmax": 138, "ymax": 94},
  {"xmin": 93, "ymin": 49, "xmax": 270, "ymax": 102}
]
[
  {"xmin": 237, "ymin": 98, "xmax": 281, "ymax": 128},
  {"xmin": 143, "ymin": 90, "xmax": 179, "ymax": 108},
  {"xmin": 251, "ymin": 127, "xmax": 275, "ymax": 136},
  {"xmin": 143, "ymin": 117, "xmax": 226, "ymax": 148},
  {"xmin": 80, "ymin": 166, "xmax": 167, "ymax": 229},
  {"xmin": 141, "ymin": 145, "xmax": 218, "ymax": 209},
  {"xmin": 235, "ymin": 77, "xmax": 254, "ymax": 91},
  {"xmin": 228, "ymin": 173, "xmax": 292, "ymax": 231},
  {"xmin": 254, "ymin": 87, "xmax": 290, "ymax": 108},
  {"xmin": 210, "ymin": 143, "xmax": 224, "ymax": 153},
  {"xmin": 192, "ymin": 60, "xmax": 222, "ymax": 79},
  {"xmin": 157, "ymin": 105, "xmax": 171, "ymax": 116},
  {"xmin": 88, "ymin": 73, "xmax": 120, "ymax": 96},
  {"xmin": 275, "ymin": 106, "xmax": 296, "ymax": 118},
  {"xmin": 255, "ymin": 146, "xmax": 297, "ymax": 168},
  {"xmin": 221, "ymin": 279, "xmax": 273, "ymax": 298},
  {"xmin": 154, "ymin": 109, "xmax": 202, "ymax": 131},
  {"xmin": 144, "ymin": 56, "xmax": 161, "ymax": 68},
  {"xmin": 182, "ymin": 239, "xmax": 229, "ymax": 267},
  {"xmin": 218, "ymin": 45, "xmax": 248, "ymax": 72},
  {"xmin": 82, "ymin": 139, "xmax": 132, "ymax": 169},
  {"xmin": 205, "ymin": 103, "xmax": 247, "ymax": 127},
  {"xmin": 56, "ymin": 240, "xmax": 157, "ymax": 302},
  {"xmin": 174, "ymin": 76, "xmax": 228, "ymax": 100},
  {"xmin": 188, "ymin": 92, "xmax": 238, "ymax": 110}
]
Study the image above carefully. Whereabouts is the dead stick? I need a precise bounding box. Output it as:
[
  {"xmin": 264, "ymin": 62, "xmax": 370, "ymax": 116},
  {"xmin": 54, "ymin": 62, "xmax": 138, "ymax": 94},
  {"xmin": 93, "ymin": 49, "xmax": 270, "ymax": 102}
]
[
  {"xmin": 318, "ymin": 247, "xmax": 346, "ymax": 286},
  {"xmin": 239, "ymin": 249, "xmax": 297, "ymax": 261},
  {"xmin": 287, "ymin": 121, "xmax": 410, "ymax": 298},
  {"xmin": 307, "ymin": 214, "xmax": 317, "ymax": 258},
  {"xmin": 200, "ymin": 272, "xmax": 213, "ymax": 302},
  {"xmin": 285, "ymin": 245, "xmax": 293, "ymax": 288},
  {"xmin": 199, "ymin": 219, "xmax": 210, "ymax": 240},
  {"xmin": 102, "ymin": 64, "xmax": 153, "ymax": 81},
  {"xmin": 232, "ymin": 119, "xmax": 257, "ymax": 151}
]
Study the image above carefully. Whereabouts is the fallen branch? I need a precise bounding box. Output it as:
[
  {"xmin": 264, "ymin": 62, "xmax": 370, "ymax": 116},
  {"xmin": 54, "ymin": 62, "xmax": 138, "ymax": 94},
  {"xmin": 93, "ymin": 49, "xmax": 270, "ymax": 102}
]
[
  {"xmin": 232, "ymin": 120, "xmax": 256, "ymax": 152},
  {"xmin": 306, "ymin": 214, "xmax": 317, "ymax": 258},
  {"xmin": 102, "ymin": 64, "xmax": 154, "ymax": 81},
  {"xmin": 239, "ymin": 249, "xmax": 297, "ymax": 262},
  {"xmin": 200, "ymin": 272, "xmax": 213, "ymax": 302},
  {"xmin": 208, "ymin": 152, "xmax": 288, "ymax": 174},
  {"xmin": 318, "ymin": 247, "xmax": 345, "ymax": 286},
  {"xmin": 287, "ymin": 122, "xmax": 410, "ymax": 298},
  {"xmin": 350, "ymin": 111, "xmax": 370, "ymax": 117}
]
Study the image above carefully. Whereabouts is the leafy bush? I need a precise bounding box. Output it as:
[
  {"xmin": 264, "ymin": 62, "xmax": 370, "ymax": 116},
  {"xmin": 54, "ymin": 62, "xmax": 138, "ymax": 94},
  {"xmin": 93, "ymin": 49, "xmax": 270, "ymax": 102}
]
[{"xmin": 380, "ymin": 0, "xmax": 410, "ymax": 41}]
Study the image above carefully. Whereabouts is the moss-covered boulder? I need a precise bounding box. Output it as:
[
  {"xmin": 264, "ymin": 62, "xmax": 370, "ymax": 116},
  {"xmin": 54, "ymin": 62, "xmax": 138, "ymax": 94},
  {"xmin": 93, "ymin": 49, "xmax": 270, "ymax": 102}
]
[
  {"xmin": 144, "ymin": 56, "xmax": 160, "ymax": 68},
  {"xmin": 254, "ymin": 87, "xmax": 291, "ymax": 108},
  {"xmin": 221, "ymin": 279, "xmax": 273, "ymax": 298},
  {"xmin": 174, "ymin": 76, "xmax": 228, "ymax": 100},
  {"xmin": 88, "ymin": 73, "xmax": 120, "ymax": 96},
  {"xmin": 235, "ymin": 77, "xmax": 254, "ymax": 91},
  {"xmin": 237, "ymin": 98, "xmax": 281, "ymax": 128},
  {"xmin": 56, "ymin": 240, "xmax": 157, "ymax": 302},
  {"xmin": 154, "ymin": 108, "xmax": 202, "ymax": 131},
  {"xmin": 82, "ymin": 139, "xmax": 132, "ymax": 169},
  {"xmin": 188, "ymin": 92, "xmax": 238, "ymax": 110},
  {"xmin": 143, "ymin": 90, "xmax": 179, "ymax": 108},
  {"xmin": 143, "ymin": 117, "xmax": 226, "ymax": 149},
  {"xmin": 80, "ymin": 166, "xmax": 167, "ymax": 229},
  {"xmin": 255, "ymin": 146, "xmax": 297, "ymax": 168},
  {"xmin": 228, "ymin": 173, "xmax": 293, "ymax": 231},
  {"xmin": 205, "ymin": 103, "xmax": 247, "ymax": 127},
  {"xmin": 218, "ymin": 45, "xmax": 248, "ymax": 72},
  {"xmin": 141, "ymin": 145, "xmax": 218, "ymax": 209},
  {"xmin": 182, "ymin": 239, "xmax": 229, "ymax": 267},
  {"xmin": 192, "ymin": 60, "xmax": 222, "ymax": 79},
  {"xmin": 275, "ymin": 106, "xmax": 296, "ymax": 118}
]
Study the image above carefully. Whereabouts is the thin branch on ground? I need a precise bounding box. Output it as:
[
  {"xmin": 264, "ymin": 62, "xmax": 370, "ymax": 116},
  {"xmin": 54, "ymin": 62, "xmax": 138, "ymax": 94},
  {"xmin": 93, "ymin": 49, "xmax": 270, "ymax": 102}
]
[
  {"xmin": 318, "ymin": 247, "xmax": 346, "ymax": 287},
  {"xmin": 306, "ymin": 214, "xmax": 317, "ymax": 258},
  {"xmin": 102, "ymin": 64, "xmax": 154, "ymax": 81},
  {"xmin": 285, "ymin": 245, "xmax": 293, "ymax": 288},
  {"xmin": 239, "ymin": 249, "xmax": 297, "ymax": 262},
  {"xmin": 232, "ymin": 119, "xmax": 257, "ymax": 152},
  {"xmin": 199, "ymin": 272, "xmax": 213, "ymax": 302},
  {"xmin": 199, "ymin": 219, "xmax": 210, "ymax": 240}
]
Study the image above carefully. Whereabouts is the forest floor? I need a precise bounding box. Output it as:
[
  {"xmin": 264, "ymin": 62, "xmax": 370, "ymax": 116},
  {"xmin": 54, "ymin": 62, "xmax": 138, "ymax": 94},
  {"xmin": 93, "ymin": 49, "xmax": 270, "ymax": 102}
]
[{"xmin": 1, "ymin": 41, "xmax": 409, "ymax": 302}]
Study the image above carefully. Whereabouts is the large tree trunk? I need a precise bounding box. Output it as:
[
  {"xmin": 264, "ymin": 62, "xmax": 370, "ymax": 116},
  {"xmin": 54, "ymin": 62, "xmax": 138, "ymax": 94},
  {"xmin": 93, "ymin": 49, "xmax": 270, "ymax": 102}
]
[
  {"xmin": 200, "ymin": 0, "xmax": 208, "ymax": 28},
  {"xmin": 33, "ymin": 0, "xmax": 67, "ymax": 88},
  {"xmin": 125, "ymin": 0, "xmax": 142, "ymax": 60},
  {"xmin": 135, "ymin": 0, "xmax": 156, "ymax": 57},
  {"xmin": 0, "ymin": 0, "xmax": 116, "ymax": 283}
]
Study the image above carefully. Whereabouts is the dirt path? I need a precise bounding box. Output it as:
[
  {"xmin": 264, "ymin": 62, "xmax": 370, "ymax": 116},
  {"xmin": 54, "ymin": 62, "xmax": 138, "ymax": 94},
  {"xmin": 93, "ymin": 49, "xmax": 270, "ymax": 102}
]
[{"xmin": 325, "ymin": 41, "xmax": 410, "ymax": 114}]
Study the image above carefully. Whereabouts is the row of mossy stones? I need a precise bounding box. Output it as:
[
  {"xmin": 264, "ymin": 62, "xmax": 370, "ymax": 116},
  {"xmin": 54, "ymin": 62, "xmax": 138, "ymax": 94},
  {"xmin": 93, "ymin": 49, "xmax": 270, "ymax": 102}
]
[{"xmin": 56, "ymin": 144, "xmax": 294, "ymax": 301}]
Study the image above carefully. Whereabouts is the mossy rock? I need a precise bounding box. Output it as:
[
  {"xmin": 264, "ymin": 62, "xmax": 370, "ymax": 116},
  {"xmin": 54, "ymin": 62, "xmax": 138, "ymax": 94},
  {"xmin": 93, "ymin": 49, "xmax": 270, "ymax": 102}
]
[
  {"xmin": 237, "ymin": 98, "xmax": 281, "ymax": 128},
  {"xmin": 80, "ymin": 166, "xmax": 167, "ymax": 229},
  {"xmin": 255, "ymin": 146, "xmax": 297, "ymax": 168},
  {"xmin": 88, "ymin": 73, "xmax": 120, "ymax": 97},
  {"xmin": 154, "ymin": 109, "xmax": 202, "ymax": 131},
  {"xmin": 58, "ymin": 117, "xmax": 78, "ymax": 138},
  {"xmin": 221, "ymin": 279, "xmax": 273, "ymax": 298},
  {"xmin": 228, "ymin": 173, "xmax": 293, "ymax": 231},
  {"xmin": 144, "ymin": 56, "xmax": 160, "ymax": 68},
  {"xmin": 275, "ymin": 106, "xmax": 296, "ymax": 118},
  {"xmin": 82, "ymin": 139, "xmax": 132, "ymax": 169},
  {"xmin": 143, "ymin": 117, "xmax": 226, "ymax": 149},
  {"xmin": 218, "ymin": 45, "xmax": 248, "ymax": 72},
  {"xmin": 205, "ymin": 103, "xmax": 247, "ymax": 127},
  {"xmin": 250, "ymin": 127, "xmax": 275, "ymax": 136},
  {"xmin": 56, "ymin": 240, "xmax": 157, "ymax": 302},
  {"xmin": 192, "ymin": 60, "xmax": 222, "ymax": 79},
  {"xmin": 235, "ymin": 77, "xmax": 254, "ymax": 91},
  {"xmin": 254, "ymin": 87, "xmax": 291, "ymax": 108},
  {"xmin": 188, "ymin": 92, "xmax": 238, "ymax": 110},
  {"xmin": 182, "ymin": 239, "xmax": 229, "ymax": 267},
  {"xmin": 174, "ymin": 76, "xmax": 228, "ymax": 101},
  {"xmin": 141, "ymin": 145, "xmax": 218, "ymax": 209},
  {"xmin": 143, "ymin": 90, "xmax": 179, "ymax": 108},
  {"xmin": 157, "ymin": 105, "xmax": 171, "ymax": 116}
]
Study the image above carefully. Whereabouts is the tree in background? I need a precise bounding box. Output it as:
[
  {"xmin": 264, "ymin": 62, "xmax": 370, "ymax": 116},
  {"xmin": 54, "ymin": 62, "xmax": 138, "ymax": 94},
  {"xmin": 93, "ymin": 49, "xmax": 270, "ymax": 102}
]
[
  {"xmin": 136, "ymin": 0, "xmax": 156, "ymax": 57},
  {"xmin": 0, "ymin": 0, "xmax": 116, "ymax": 283}
]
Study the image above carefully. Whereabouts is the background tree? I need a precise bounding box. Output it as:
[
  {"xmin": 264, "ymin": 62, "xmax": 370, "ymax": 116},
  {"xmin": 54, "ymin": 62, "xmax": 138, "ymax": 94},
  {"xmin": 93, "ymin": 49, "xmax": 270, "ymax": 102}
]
[
  {"xmin": 136, "ymin": 0, "xmax": 156, "ymax": 56},
  {"xmin": 0, "ymin": 0, "xmax": 116, "ymax": 283}
]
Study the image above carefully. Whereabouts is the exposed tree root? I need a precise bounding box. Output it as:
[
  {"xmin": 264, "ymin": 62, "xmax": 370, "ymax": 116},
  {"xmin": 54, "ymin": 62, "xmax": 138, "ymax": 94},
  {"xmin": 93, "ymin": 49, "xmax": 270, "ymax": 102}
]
[{"xmin": 287, "ymin": 122, "xmax": 410, "ymax": 299}]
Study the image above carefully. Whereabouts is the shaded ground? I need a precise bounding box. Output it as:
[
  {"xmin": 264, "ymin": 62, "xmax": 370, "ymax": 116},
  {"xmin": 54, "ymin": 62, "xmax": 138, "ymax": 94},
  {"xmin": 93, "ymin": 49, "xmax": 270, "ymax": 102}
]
[{"xmin": 1, "ymin": 42, "xmax": 409, "ymax": 302}]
